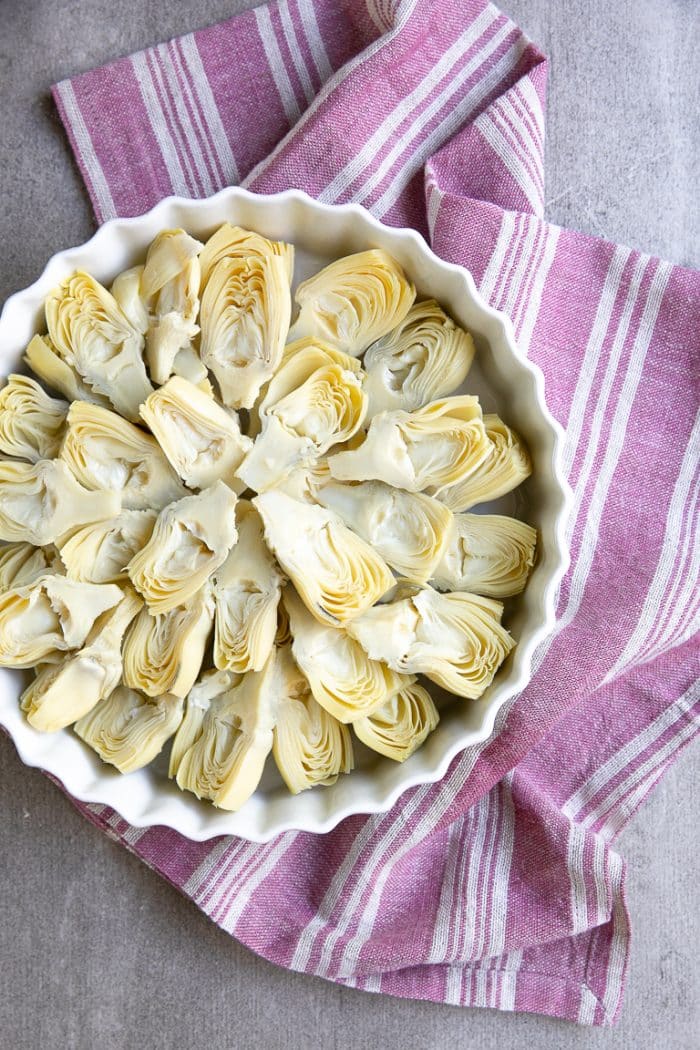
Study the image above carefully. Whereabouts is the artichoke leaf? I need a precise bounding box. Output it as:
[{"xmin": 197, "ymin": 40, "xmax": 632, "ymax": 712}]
[
  {"xmin": 199, "ymin": 223, "xmax": 294, "ymax": 287},
  {"xmin": 213, "ymin": 501, "xmax": 282, "ymax": 673},
  {"xmin": 45, "ymin": 270, "xmax": 153, "ymax": 421},
  {"xmin": 128, "ymin": 481, "xmax": 238, "ymax": 613},
  {"xmin": 328, "ymin": 395, "xmax": 491, "ymax": 494},
  {"xmin": 432, "ymin": 513, "xmax": 537, "ymax": 597},
  {"xmin": 140, "ymin": 376, "xmax": 252, "ymax": 490},
  {"xmin": 75, "ymin": 686, "xmax": 184, "ymax": 774},
  {"xmin": 353, "ymin": 680, "xmax": 439, "ymax": 762},
  {"xmin": 172, "ymin": 652, "xmax": 277, "ymax": 811},
  {"xmin": 0, "ymin": 373, "xmax": 68, "ymax": 462},
  {"xmin": 318, "ymin": 480, "xmax": 453, "ymax": 584},
  {"xmin": 0, "ymin": 542, "xmax": 63, "ymax": 592},
  {"xmin": 283, "ymin": 587, "xmax": 405, "ymax": 722},
  {"xmin": 20, "ymin": 586, "xmax": 142, "ymax": 731},
  {"xmin": 254, "ymin": 490, "xmax": 394, "ymax": 626},
  {"xmin": 271, "ymin": 644, "xmax": 353, "ymax": 793},
  {"xmin": 25, "ymin": 334, "xmax": 111, "ymax": 408},
  {"xmin": 437, "ymin": 414, "xmax": 532, "ymax": 511},
  {"xmin": 58, "ymin": 509, "xmax": 157, "ymax": 583},
  {"xmin": 363, "ymin": 299, "xmax": 474, "ymax": 417},
  {"xmin": 199, "ymin": 254, "xmax": 291, "ymax": 410},
  {"xmin": 288, "ymin": 249, "xmax": 415, "ymax": 356},
  {"xmin": 347, "ymin": 587, "xmax": 514, "ymax": 700},
  {"xmin": 122, "ymin": 584, "xmax": 215, "ymax": 698},
  {"xmin": 140, "ymin": 229, "xmax": 204, "ymax": 385},
  {"xmin": 0, "ymin": 573, "xmax": 123, "ymax": 667},
  {"xmin": 0, "ymin": 458, "xmax": 120, "ymax": 545},
  {"xmin": 60, "ymin": 400, "xmax": 186, "ymax": 511},
  {"xmin": 111, "ymin": 266, "xmax": 149, "ymax": 334}
]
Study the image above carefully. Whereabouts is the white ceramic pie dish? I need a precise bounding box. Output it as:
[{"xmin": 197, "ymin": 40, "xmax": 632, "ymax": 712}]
[{"xmin": 0, "ymin": 187, "xmax": 571, "ymax": 841}]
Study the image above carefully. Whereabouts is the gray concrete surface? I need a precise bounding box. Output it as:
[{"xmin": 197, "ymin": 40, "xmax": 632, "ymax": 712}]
[{"xmin": 0, "ymin": 1, "xmax": 697, "ymax": 1047}]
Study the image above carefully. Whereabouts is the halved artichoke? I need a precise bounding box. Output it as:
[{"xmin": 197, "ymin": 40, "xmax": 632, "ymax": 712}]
[
  {"xmin": 318, "ymin": 480, "xmax": 453, "ymax": 584},
  {"xmin": 168, "ymin": 668, "xmax": 239, "ymax": 777},
  {"xmin": 20, "ymin": 586, "xmax": 142, "ymax": 731},
  {"xmin": 288, "ymin": 249, "xmax": 415, "ymax": 356},
  {"xmin": 437, "ymin": 414, "xmax": 532, "ymax": 511},
  {"xmin": 58, "ymin": 509, "xmax": 157, "ymax": 584},
  {"xmin": 0, "ymin": 573, "xmax": 124, "ymax": 668},
  {"xmin": 0, "ymin": 458, "xmax": 120, "ymax": 545},
  {"xmin": 328, "ymin": 395, "xmax": 491, "ymax": 495},
  {"xmin": 363, "ymin": 300, "xmax": 474, "ymax": 417},
  {"xmin": 171, "ymin": 653, "xmax": 277, "ymax": 811},
  {"xmin": 24, "ymin": 334, "xmax": 111, "ymax": 408},
  {"xmin": 60, "ymin": 400, "xmax": 186, "ymax": 511},
  {"xmin": 127, "ymin": 481, "xmax": 238, "ymax": 613},
  {"xmin": 45, "ymin": 270, "xmax": 153, "ymax": 420},
  {"xmin": 122, "ymin": 584, "xmax": 214, "ymax": 698},
  {"xmin": 199, "ymin": 254, "xmax": 291, "ymax": 410},
  {"xmin": 432, "ymin": 513, "xmax": 537, "ymax": 597},
  {"xmin": 274, "ymin": 456, "xmax": 333, "ymax": 504},
  {"xmin": 140, "ymin": 376, "xmax": 252, "ymax": 491},
  {"xmin": 347, "ymin": 587, "xmax": 514, "ymax": 700},
  {"xmin": 271, "ymin": 644, "xmax": 353, "ymax": 793},
  {"xmin": 0, "ymin": 542, "xmax": 63, "ymax": 592},
  {"xmin": 238, "ymin": 357, "xmax": 366, "ymax": 491},
  {"xmin": 0, "ymin": 374, "xmax": 67, "ymax": 462},
  {"xmin": 199, "ymin": 223, "xmax": 294, "ymax": 287},
  {"xmin": 75, "ymin": 685, "xmax": 184, "ymax": 773},
  {"xmin": 141, "ymin": 229, "xmax": 205, "ymax": 385},
  {"xmin": 353, "ymin": 681, "xmax": 439, "ymax": 762},
  {"xmin": 212, "ymin": 500, "xmax": 282, "ymax": 673},
  {"xmin": 283, "ymin": 587, "xmax": 404, "ymax": 722},
  {"xmin": 254, "ymin": 490, "xmax": 394, "ymax": 625}
]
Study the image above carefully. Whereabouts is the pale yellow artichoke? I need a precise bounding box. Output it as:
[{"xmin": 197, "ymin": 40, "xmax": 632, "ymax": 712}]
[
  {"xmin": 75, "ymin": 686, "xmax": 184, "ymax": 773},
  {"xmin": 437, "ymin": 414, "xmax": 532, "ymax": 511},
  {"xmin": 0, "ymin": 542, "xmax": 63, "ymax": 592},
  {"xmin": 58, "ymin": 509, "xmax": 157, "ymax": 584},
  {"xmin": 433, "ymin": 513, "xmax": 537, "ymax": 597},
  {"xmin": 199, "ymin": 223, "xmax": 294, "ymax": 287},
  {"xmin": 353, "ymin": 681, "xmax": 439, "ymax": 762},
  {"xmin": 0, "ymin": 374, "xmax": 67, "ymax": 462},
  {"xmin": 140, "ymin": 229, "xmax": 204, "ymax": 385}
]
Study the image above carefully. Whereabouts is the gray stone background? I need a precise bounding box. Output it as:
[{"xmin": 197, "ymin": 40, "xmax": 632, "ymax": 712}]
[{"xmin": 0, "ymin": 1, "xmax": 697, "ymax": 1047}]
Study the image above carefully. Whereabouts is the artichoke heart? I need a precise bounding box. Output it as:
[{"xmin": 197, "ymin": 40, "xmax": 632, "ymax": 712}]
[
  {"xmin": 347, "ymin": 587, "xmax": 514, "ymax": 700},
  {"xmin": 0, "ymin": 373, "xmax": 68, "ymax": 462},
  {"xmin": 24, "ymin": 334, "xmax": 111, "ymax": 408},
  {"xmin": 271, "ymin": 644, "xmax": 353, "ymax": 793},
  {"xmin": 171, "ymin": 653, "xmax": 277, "ymax": 811},
  {"xmin": 0, "ymin": 573, "xmax": 124, "ymax": 668},
  {"xmin": 45, "ymin": 270, "xmax": 153, "ymax": 421},
  {"xmin": 274, "ymin": 457, "xmax": 333, "ymax": 504},
  {"xmin": 328, "ymin": 395, "xmax": 491, "ymax": 495},
  {"xmin": 199, "ymin": 223, "xmax": 294, "ymax": 286},
  {"xmin": 438, "ymin": 414, "xmax": 532, "ymax": 511},
  {"xmin": 122, "ymin": 584, "xmax": 214, "ymax": 698},
  {"xmin": 128, "ymin": 481, "xmax": 238, "ymax": 613},
  {"xmin": 60, "ymin": 401, "xmax": 186, "ymax": 511},
  {"xmin": 140, "ymin": 376, "xmax": 252, "ymax": 490},
  {"xmin": 238, "ymin": 359, "xmax": 366, "ymax": 492},
  {"xmin": 0, "ymin": 542, "xmax": 63, "ymax": 592},
  {"xmin": 199, "ymin": 253, "xmax": 291, "ymax": 410},
  {"xmin": 168, "ymin": 668, "xmax": 240, "ymax": 777},
  {"xmin": 0, "ymin": 458, "xmax": 120, "ymax": 545},
  {"xmin": 318, "ymin": 480, "xmax": 453, "ymax": 584},
  {"xmin": 353, "ymin": 681, "xmax": 439, "ymax": 762},
  {"xmin": 58, "ymin": 509, "xmax": 157, "ymax": 583},
  {"xmin": 432, "ymin": 513, "xmax": 537, "ymax": 597},
  {"xmin": 75, "ymin": 686, "xmax": 184, "ymax": 774},
  {"xmin": 283, "ymin": 587, "xmax": 404, "ymax": 722},
  {"xmin": 363, "ymin": 300, "xmax": 474, "ymax": 417},
  {"xmin": 213, "ymin": 501, "xmax": 282, "ymax": 673},
  {"xmin": 20, "ymin": 586, "xmax": 142, "ymax": 731},
  {"xmin": 141, "ymin": 229, "xmax": 205, "ymax": 385},
  {"xmin": 288, "ymin": 249, "xmax": 415, "ymax": 356},
  {"xmin": 254, "ymin": 490, "xmax": 394, "ymax": 626}
]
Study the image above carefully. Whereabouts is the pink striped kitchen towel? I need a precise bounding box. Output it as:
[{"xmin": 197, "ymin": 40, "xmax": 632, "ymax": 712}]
[{"xmin": 47, "ymin": 0, "xmax": 699, "ymax": 1026}]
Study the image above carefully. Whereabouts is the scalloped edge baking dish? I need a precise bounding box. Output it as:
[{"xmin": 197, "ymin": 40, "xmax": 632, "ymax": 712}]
[{"xmin": 0, "ymin": 187, "xmax": 571, "ymax": 841}]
